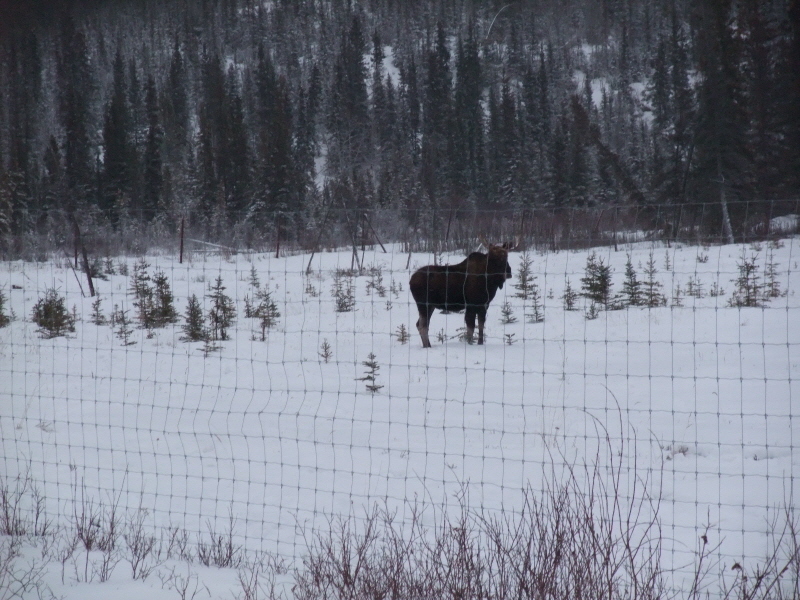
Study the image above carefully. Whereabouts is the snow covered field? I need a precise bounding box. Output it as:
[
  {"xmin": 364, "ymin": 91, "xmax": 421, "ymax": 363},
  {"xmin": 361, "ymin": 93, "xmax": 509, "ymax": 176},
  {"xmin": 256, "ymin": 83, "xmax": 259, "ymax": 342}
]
[{"xmin": 1, "ymin": 237, "xmax": 798, "ymax": 598}]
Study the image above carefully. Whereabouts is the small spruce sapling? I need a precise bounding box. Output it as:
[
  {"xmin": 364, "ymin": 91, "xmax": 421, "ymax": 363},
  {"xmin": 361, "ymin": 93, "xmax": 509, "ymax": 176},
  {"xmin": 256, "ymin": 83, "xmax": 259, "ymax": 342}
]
[
  {"xmin": 643, "ymin": 252, "xmax": 666, "ymax": 307},
  {"xmin": 249, "ymin": 287, "xmax": 280, "ymax": 341},
  {"xmin": 151, "ymin": 270, "xmax": 178, "ymax": 326},
  {"xmin": 728, "ymin": 249, "xmax": 761, "ymax": 307},
  {"xmin": 319, "ymin": 339, "xmax": 333, "ymax": 363},
  {"xmin": 621, "ymin": 255, "xmax": 642, "ymax": 306},
  {"xmin": 526, "ymin": 281, "xmax": 544, "ymax": 323},
  {"xmin": 90, "ymin": 297, "xmax": 106, "ymax": 325},
  {"xmin": 581, "ymin": 252, "xmax": 612, "ymax": 308},
  {"xmin": 685, "ymin": 276, "xmax": 698, "ymax": 298},
  {"xmin": 762, "ymin": 250, "xmax": 782, "ymax": 299},
  {"xmin": 248, "ymin": 265, "xmax": 260, "ymax": 290},
  {"xmin": 332, "ymin": 270, "xmax": 355, "ymax": 312},
  {"xmin": 31, "ymin": 288, "xmax": 75, "ymax": 338},
  {"xmin": 0, "ymin": 288, "xmax": 10, "ymax": 327},
  {"xmin": 207, "ymin": 276, "xmax": 236, "ymax": 340},
  {"xmin": 182, "ymin": 295, "xmax": 206, "ymax": 341},
  {"xmin": 395, "ymin": 324, "xmax": 410, "ymax": 344},
  {"xmin": 513, "ymin": 252, "xmax": 535, "ymax": 299},
  {"xmin": 365, "ymin": 266, "xmax": 387, "ymax": 297},
  {"xmin": 358, "ymin": 353, "xmax": 383, "ymax": 394},
  {"xmin": 562, "ymin": 278, "xmax": 579, "ymax": 311},
  {"xmin": 390, "ymin": 279, "xmax": 403, "ymax": 298},
  {"xmin": 202, "ymin": 334, "xmax": 220, "ymax": 357},
  {"xmin": 671, "ymin": 284, "xmax": 684, "ymax": 308},
  {"xmin": 115, "ymin": 308, "xmax": 135, "ymax": 345},
  {"xmin": 585, "ymin": 301, "xmax": 600, "ymax": 320},
  {"xmin": 304, "ymin": 277, "xmax": 319, "ymax": 298},
  {"xmin": 500, "ymin": 301, "xmax": 517, "ymax": 324},
  {"xmin": 130, "ymin": 259, "xmax": 155, "ymax": 328}
]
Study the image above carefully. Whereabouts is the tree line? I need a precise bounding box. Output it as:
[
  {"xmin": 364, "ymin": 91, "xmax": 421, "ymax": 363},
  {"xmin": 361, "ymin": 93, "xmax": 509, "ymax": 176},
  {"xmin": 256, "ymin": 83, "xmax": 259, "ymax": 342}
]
[{"xmin": 0, "ymin": 0, "xmax": 798, "ymax": 252}]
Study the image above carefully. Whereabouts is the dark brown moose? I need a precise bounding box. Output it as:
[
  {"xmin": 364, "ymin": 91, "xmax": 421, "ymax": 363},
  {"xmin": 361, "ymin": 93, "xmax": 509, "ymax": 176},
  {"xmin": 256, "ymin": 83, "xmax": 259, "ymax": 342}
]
[{"xmin": 409, "ymin": 242, "xmax": 513, "ymax": 348}]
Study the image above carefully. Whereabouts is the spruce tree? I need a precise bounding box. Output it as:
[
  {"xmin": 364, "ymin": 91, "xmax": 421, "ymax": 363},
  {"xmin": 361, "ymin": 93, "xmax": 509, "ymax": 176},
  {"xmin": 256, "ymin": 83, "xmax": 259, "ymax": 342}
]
[
  {"xmin": 207, "ymin": 276, "xmax": 236, "ymax": 341},
  {"xmin": 0, "ymin": 288, "xmax": 11, "ymax": 327},
  {"xmin": 31, "ymin": 288, "xmax": 75, "ymax": 338},
  {"xmin": 581, "ymin": 252, "xmax": 613, "ymax": 308},
  {"xmin": 151, "ymin": 270, "xmax": 178, "ymax": 327},
  {"xmin": 513, "ymin": 252, "xmax": 535, "ymax": 300},
  {"xmin": 143, "ymin": 75, "xmax": 163, "ymax": 219},
  {"xmin": 562, "ymin": 278, "xmax": 579, "ymax": 311},
  {"xmin": 642, "ymin": 252, "xmax": 666, "ymax": 307},
  {"xmin": 621, "ymin": 255, "xmax": 642, "ymax": 306},
  {"xmin": 181, "ymin": 294, "xmax": 206, "ymax": 342},
  {"xmin": 102, "ymin": 48, "xmax": 134, "ymax": 219}
]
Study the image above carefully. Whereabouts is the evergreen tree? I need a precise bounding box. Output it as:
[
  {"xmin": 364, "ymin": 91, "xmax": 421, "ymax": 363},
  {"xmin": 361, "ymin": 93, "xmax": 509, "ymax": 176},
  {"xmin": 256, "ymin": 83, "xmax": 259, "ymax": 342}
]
[
  {"xmin": 622, "ymin": 254, "xmax": 642, "ymax": 306},
  {"xmin": 162, "ymin": 38, "xmax": 189, "ymax": 172},
  {"xmin": 4, "ymin": 32, "xmax": 40, "ymax": 233},
  {"xmin": 581, "ymin": 252, "xmax": 613, "ymax": 307},
  {"xmin": 143, "ymin": 75, "xmax": 163, "ymax": 219},
  {"xmin": 562, "ymin": 278, "xmax": 579, "ymax": 311},
  {"xmin": 0, "ymin": 288, "xmax": 10, "ymax": 327},
  {"xmin": 102, "ymin": 48, "xmax": 134, "ymax": 221},
  {"xmin": 328, "ymin": 13, "xmax": 369, "ymax": 175},
  {"xmin": 690, "ymin": 0, "xmax": 751, "ymax": 236},
  {"xmin": 642, "ymin": 252, "xmax": 666, "ymax": 307},
  {"xmin": 451, "ymin": 26, "xmax": 484, "ymax": 199},
  {"xmin": 57, "ymin": 14, "xmax": 93, "ymax": 213},
  {"xmin": 738, "ymin": 1, "xmax": 784, "ymax": 204},
  {"xmin": 420, "ymin": 21, "xmax": 452, "ymax": 206},
  {"xmin": 181, "ymin": 294, "xmax": 206, "ymax": 342},
  {"xmin": 151, "ymin": 270, "xmax": 178, "ymax": 327},
  {"xmin": 207, "ymin": 276, "xmax": 236, "ymax": 341}
]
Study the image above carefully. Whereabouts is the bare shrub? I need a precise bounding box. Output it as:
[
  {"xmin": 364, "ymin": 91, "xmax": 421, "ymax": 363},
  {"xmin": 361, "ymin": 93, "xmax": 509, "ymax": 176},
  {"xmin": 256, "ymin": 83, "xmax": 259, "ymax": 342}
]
[
  {"xmin": 0, "ymin": 471, "xmax": 51, "ymax": 537},
  {"xmin": 237, "ymin": 553, "xmax": 288, "ymax": 600},
  {"xmin": 0, "ymin": 537, "xmax": 56, "ymax": 600},
  {"xmin": 124, "ymin": 508, "xmax": 161, "ymax": 580},
  {"xmin": 292, "ymin": 427, "xmax": 666, "ymax": 600},
  {"xmin": 196, "ymin": 513, "xmax": 243, "ymax": 569},
  {"xmin": 164, "ymin": 525, "xmax": 192, "ymax": 562},
  {"xmin": 71, "ymin": 481, "xmax": 122, "ymax": 583},
  {"xmin": 159, "ymin": 564, "xmax": 209, "ymax": 600}
]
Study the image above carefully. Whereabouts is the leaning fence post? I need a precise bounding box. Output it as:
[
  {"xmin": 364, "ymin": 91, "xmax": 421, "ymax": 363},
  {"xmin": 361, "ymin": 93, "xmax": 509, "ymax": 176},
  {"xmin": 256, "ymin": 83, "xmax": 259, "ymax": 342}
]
[{"xmin": 179, "ymin": 217, "xmax": 185, "ymax": 264}]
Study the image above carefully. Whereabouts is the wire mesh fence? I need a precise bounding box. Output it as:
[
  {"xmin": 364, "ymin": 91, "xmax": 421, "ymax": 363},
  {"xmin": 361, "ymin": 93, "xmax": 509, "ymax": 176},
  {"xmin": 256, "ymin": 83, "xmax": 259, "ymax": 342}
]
[{"xmin": 1, "ymin": 202, "xmax": 798, "ymax": 597}]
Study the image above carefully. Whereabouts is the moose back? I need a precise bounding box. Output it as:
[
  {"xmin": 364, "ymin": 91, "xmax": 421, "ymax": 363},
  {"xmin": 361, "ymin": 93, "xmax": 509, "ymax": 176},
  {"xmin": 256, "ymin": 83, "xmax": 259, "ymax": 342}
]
[{"xmin": 409, "ymin": 243, "xmax": 512, "ymax": 348}]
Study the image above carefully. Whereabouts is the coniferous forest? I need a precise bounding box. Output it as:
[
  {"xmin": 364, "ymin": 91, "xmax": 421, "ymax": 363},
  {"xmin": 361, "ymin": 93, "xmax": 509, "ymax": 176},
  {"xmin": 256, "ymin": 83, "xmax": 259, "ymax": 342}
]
[{"xmin": 1, "ymin": 0, "xmax": 798, "ymax": 255}]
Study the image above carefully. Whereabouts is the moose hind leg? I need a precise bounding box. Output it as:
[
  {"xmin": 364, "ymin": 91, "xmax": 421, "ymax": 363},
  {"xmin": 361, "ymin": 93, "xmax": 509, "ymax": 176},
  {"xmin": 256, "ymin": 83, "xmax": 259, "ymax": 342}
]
[{"xmin": 416, "ymin": 306, "xmax": 433, "ymax": 348}]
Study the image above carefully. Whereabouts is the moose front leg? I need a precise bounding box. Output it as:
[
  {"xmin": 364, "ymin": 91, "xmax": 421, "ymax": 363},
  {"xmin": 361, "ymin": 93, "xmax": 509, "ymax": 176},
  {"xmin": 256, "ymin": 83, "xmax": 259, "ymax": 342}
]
[
  {"xmin": 476, "ymin": 308, "xmax": 487, "ymax": 344},
  {"xmin": 464, "ymin": 308, "xmax": 477, "ymax": 344}
]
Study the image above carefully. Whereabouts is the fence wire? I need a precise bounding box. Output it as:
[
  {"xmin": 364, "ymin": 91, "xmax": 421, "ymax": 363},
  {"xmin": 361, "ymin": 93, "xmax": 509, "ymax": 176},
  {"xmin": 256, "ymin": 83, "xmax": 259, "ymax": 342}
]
[{"xmin": 0, "ymin": 203, "xmax": 798, "ymax": 596}]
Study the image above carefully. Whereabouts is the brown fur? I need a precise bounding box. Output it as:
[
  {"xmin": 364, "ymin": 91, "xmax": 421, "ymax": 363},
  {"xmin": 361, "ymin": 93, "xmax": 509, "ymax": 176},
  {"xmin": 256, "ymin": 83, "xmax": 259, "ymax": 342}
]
[{"xmin": 409, "ymin": 244, "xmax": 512, "ymax": 348}]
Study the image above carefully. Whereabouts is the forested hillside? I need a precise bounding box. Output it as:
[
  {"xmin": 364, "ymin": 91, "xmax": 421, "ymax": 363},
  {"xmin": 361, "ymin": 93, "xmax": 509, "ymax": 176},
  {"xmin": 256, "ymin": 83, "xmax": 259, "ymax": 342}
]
[{"xmin": 1, "ymin": 0, "xmax": 798, "ymax": 253}]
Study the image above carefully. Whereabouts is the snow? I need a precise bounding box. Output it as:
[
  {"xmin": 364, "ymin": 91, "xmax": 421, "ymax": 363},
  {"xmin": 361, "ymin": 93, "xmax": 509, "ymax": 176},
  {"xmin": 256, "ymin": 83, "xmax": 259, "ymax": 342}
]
[
  {"xmin": 770, "ymin": 214, "xmax": 799, "ymax": 234},
  {"xmin": 1, "ymin": 237, "xmax": 798, "ymax": 598}
]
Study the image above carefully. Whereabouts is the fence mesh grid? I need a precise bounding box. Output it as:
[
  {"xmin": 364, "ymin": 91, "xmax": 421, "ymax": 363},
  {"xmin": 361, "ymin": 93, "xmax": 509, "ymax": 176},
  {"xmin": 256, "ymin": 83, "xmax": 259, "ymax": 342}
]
[{"xmin": 1, "ymin": 204, "xmax": 798, "ymax": 594}]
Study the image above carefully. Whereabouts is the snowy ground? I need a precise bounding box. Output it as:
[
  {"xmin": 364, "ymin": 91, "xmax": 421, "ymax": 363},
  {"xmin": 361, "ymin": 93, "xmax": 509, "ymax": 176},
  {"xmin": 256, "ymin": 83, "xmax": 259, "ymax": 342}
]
[{"xmin": 1, "ymin": 237, "xmax": 798, "ymax": 598}]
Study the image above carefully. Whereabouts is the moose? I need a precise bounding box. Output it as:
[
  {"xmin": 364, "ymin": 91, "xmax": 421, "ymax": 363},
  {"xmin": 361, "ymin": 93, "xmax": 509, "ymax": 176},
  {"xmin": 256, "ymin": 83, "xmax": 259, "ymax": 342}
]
[{"xmin": 409, "ymin": 241, "xmax": 513, "ymax": 348}]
